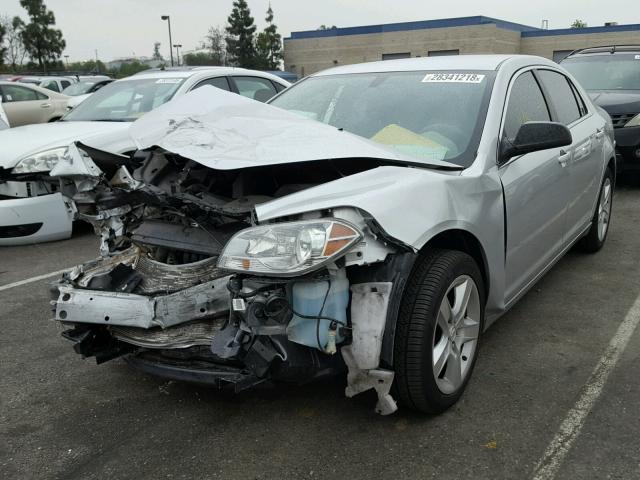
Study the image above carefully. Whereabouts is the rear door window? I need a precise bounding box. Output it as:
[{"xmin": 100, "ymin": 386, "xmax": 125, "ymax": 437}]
[
  {"xmin": 41, "ymin": 80, "xmax": 60, "ymax": 92},
  {"xmin": 1, "ymin": 84, "xmax": 48, "ymax": 102},
  {"xmin": 503, "ymin": 71, "xmax": 551, "ymax": 141},
  {"xmin": 192, "ymin": 76, "xmax": 231, "ymax": 91},
  {"xmin": 231, "ymin": 76, "xmax": 277, "ymax": 102},
  {"xmin": 537, "ymin": 70, "xmax": 582, "ymax": 125},
  {"xmin": 61, "ymin": 80, "xmax": 72, "ymax": 90}
]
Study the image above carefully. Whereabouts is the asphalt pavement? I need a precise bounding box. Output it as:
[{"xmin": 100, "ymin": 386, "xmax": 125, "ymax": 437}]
[{"xmin": 1, "ymin": 187, "xmax": 639, "ymax": 480}]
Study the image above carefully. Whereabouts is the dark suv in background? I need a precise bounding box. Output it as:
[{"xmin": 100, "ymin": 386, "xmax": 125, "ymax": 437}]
[{"xmin": 561, "ymin": 46, "xmax": 640, "ymax": 173}]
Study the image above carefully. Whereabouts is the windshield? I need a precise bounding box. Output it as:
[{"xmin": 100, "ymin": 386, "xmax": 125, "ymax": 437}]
[
  {"xmin": 562, "ymin": 55, "xmax": 640, "ymax": 90},
  {"xmin": 62, "ymin": 82, "xmax": 95, "ymax": 96},
  {"xmin": 269, "ymin": 70, "xmax": 493, "ymax": 166},
  {"xmin": 63, "ymin": 77, "xmax": 186, "ymax": 122}
]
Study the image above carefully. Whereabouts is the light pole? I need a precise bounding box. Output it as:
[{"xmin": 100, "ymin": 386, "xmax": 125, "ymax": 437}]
[
  {"xmin": 173, "ymin": 44, "xmax": 182, "ymax": 66},
  {"xmin": 64, "ymin": 55, "xmax": 69, "ymax": 69},
  {"xmin": 161, "ymin": 15, "xmax": 174, "ymax": 66}
]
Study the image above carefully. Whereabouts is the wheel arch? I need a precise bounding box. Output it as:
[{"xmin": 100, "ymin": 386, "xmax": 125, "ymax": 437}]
[{"xmin": 419, "ymin": 228, "xmax": 490, "ymax": 302}]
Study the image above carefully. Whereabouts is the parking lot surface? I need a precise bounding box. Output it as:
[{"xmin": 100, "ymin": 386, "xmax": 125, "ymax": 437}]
[{"xmin": 1, "ymin": 187, "xmax": 639, "ymax": 480}]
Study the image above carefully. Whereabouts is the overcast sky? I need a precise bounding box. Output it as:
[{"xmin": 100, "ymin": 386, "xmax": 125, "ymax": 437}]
[{"xmin": 2, "ymin": 0, "xmax": 640, "ymax": 62}]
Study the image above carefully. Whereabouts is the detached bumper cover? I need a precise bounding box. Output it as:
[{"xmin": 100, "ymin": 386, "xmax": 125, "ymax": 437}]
[{"xmin": 0, "ymin": 192, "xmax": 73, "ymax": 245}]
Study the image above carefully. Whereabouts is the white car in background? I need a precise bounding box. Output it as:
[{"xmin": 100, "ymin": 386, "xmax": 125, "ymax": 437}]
[
  {"xmin": 16, "ymin": 75, "xmax": 77, "ymax": 94},
  {"xmin": 0, "ymin": 67, "xmax": 290, "ymax": 245},
  {"xmin": 63, "ymin": 79, "xmax": 114, "ymax": 110},
  {"xmin": 0, "ymin": 103, "xmax": 9, "ymax": 129}
]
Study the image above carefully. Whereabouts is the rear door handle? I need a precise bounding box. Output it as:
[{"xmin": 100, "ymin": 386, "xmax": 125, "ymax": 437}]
[
  {"xmin": 558, "ymin": 149, "xmax": 571, "ymax": 167},
  {"xmin": 40, "ymin": 103, "xmax": 51, "ymax": 109}
]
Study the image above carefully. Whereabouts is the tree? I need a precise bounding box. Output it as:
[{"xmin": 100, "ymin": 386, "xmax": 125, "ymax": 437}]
[
  {"xmin": 205, "ymin": 26, "xmax": 226, "ymax": 65},
  {"xmin": 0, "ymin": 20, "xmax": 6, "ymax": 66},
  {"xmin": 571, "ymin": 19, "xmax": 587, "ymax": 28},
  {"xmin": 255, "ymin": 4, "xmax": 282, "ymax": 70},
  {"xmin": 66, "ymin": 59, "xmax": 107, "ymax": 73},
  {"xmin": 225, "ymin": 0, "xmax": 257, "ymax": 68},
  {"xmin": 184, "ymin": 52, "xmax": 217, "ymax": 66},
  {"xmin": 13, "ymin": 0, "xmax": 66, "ymax": 72},
  {"xmin": 317, "ymin": 25, "xmax": 337, "ymax": 30},
  {"xmin": 112, "ymin": 60, "xmax": 150, "ymax": 78},
  {"xmin": 152, "ymin": 42, "xmax": 163, "ymax": 61},
  {"xmin": 1, "ymin": 15, "xmax": 28, "ymax": 70}
]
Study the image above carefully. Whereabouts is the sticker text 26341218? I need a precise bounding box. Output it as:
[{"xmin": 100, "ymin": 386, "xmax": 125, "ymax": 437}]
[{"xmin": 422, "ymin": 73, "xmax": 485, "ymax": 84}]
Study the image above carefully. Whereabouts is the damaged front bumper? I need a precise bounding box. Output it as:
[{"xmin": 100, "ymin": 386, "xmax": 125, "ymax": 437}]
[
  {"xmin": 54, "ymin": 250, "xmax": 400, "ymax": 414},
  {"xmin": 49, "ymin": 137, "xmax": 415, "ymax": 414}
]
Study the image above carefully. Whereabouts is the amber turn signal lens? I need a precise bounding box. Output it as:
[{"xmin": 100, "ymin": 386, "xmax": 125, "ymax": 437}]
[
  {"xmin": 329, "ymin": 223, "xmax": 356, "ymax": 239},
  {"xmin": 323, "ymin": 238, "xmax": 351, "ymax": 256}
]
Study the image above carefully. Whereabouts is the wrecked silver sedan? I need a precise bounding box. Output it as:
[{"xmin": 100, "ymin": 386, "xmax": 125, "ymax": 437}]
[{"xmin": 52, "ymin": 55, "xmax": 615, "ymax": 414}]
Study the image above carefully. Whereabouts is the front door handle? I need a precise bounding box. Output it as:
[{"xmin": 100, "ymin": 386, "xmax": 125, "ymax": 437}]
[{"xmin": 558, "ymin": 149, "xmax": 571, "ymax": 167}]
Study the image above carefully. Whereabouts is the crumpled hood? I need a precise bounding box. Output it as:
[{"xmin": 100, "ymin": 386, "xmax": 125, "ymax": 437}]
[
  {"xmin": 130, "ymin": 86, "xmax": 460, "ymax": 171},
  {"xmin": 0, "ymin": 121, "xmax": 131, "ymax": 169},
  {"xmin": 588, "ymin": 90, "xmax": 640, "ymax": 115}
]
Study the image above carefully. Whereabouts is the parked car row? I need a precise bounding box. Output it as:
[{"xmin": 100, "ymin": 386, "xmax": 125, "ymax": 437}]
[
  {"xmin": 0, "ymin": 52, "xmax": 630, "ymax": 415},
  {"xmin": 0, "ymin": 67, "xmax": 290, "ymax": 244}
]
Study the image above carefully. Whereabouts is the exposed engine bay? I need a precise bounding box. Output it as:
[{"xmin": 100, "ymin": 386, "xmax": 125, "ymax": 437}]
[{"xmin": 53, "ymin": 144, "xmax": 407, "ymax": 414}]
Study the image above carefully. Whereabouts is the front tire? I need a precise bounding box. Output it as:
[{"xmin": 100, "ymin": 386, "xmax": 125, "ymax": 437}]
[
  {"xmin": 393, "ymin": 249, "xmax": 485, "ymax": 414},
  {"xmin": 579, "ymin": 167, "xmax": 613, "ymax": 253}
]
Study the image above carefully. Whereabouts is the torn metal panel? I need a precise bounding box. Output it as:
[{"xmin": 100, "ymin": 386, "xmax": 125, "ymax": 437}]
[
  {"xmin": 55, "ymin": 275, "xmax": 230, "ymax": 329},
  {"xmin": 129, "ymin": 86, "xmax": 461, "ymax": 171},
  {"xmin": 111, "ymin": 318, "xmax": 226, "ymax": 349}
]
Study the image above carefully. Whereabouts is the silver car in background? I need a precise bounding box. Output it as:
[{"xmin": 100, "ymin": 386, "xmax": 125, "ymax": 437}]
[{"xmin": 52, "ymin": 55, "xmax": 614, "ymax": 415}]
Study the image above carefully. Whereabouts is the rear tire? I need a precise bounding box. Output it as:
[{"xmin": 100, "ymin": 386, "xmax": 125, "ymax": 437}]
[
  {"xmin": 393, "ymin": 249, "xmax": 485, "ymax": 414},
  {"xmin": 579, "ymin": 167, "xmax": 613, "ymax": 253}
]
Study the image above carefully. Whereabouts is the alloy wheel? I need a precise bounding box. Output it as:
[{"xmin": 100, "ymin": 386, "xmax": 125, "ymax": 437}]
[{"xmin": 432, "ymin": 275, "xmax": 481, "ymax": 394}]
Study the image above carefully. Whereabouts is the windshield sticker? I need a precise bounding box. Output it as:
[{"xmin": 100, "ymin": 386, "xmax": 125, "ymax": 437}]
[
  {"xmin": 422, "ymin": 73, "xmax": 485, "ymax": 83},
  {"xmin": 155, "ymin": 78, "xmax": 182, "ymax": 84}
]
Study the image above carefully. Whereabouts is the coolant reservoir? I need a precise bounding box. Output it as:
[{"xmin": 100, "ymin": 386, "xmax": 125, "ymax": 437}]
[{"xmin": 287, "ymin": 269, "xmax": 349, "ymax": 352}]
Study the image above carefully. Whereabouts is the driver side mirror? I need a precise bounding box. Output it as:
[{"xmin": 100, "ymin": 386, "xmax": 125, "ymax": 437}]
[{"xmin": 500, "ymin": 121, "xmax": 572, "ymax": 163}]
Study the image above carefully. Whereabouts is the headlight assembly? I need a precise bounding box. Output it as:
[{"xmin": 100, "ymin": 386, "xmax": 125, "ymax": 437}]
[
  {"xmin": 625, "ymin": 113, "xmax": 640, "ymax": 128},
  {"xmin": 12, "ymin": 147, "xmax": 68, "ymax": 174},
  {"xmin": 218, "ymin": 219, "xmax": 362, "ymax": 275}
]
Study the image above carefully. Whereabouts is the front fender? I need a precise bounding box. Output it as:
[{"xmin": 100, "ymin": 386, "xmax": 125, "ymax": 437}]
[{"xmin": 255, "ymin": 165, "xmax": 507, "ymax": 322}]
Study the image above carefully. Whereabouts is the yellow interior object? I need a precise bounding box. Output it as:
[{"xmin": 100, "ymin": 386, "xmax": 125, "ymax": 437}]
[{"xmin": 371, "ymin": 124, "xmax": 440, "ymax": 147}]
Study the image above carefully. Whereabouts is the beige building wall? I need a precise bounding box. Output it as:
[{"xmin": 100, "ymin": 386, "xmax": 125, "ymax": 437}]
[
  {"xmin": 284, "ymin": 24, "xmax": 522, "ymax": 76},
  {"xmin": 284, "ymin": 23, "xmax": 640, "ymax": 77},
  {"xmin": 521, "ymin": 31, "xmax": 640, "ymax": 59}
]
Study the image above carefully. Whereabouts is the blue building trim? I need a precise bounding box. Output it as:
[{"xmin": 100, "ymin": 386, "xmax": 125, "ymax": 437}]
[
  {"xmin": 285, "ymin": 15, "xmax": 640, "ymax": 42},
  {"xmin": 286, "ymin": 15, "xmax": 540, "ymax": 40},
  {"xmin": 522, "ymin": 23, "xmax": 640, "ymax": 37}
]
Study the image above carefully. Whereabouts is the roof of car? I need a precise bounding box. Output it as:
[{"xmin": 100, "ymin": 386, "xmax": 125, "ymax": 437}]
[
  {"xmin": 124, "ymin": 67, "xmax": 290, "ymax": 85},
  {"xmin": 564, "ymin": 45, "xmax": 640, "ymax": 57},
  {"xmin": 312, "ymin": 54, "xmax": 556, "ymax": 76},
  {"xmin": 0, "ymin": 80, "xmax": 68, "ymax": 97},
  {"xmin": 19, "ymin": 75, "xmax": 75, "ymax": 81}
]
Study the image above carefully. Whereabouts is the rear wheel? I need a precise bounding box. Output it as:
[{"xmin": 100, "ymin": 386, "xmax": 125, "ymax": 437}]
[
  {"xmin": 579, "ymin": 167, "xmax": 613, "ymax": 253},
  {"xmin": 393, "ymin": 249, "xmax": 484, "ymax": 414}
]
